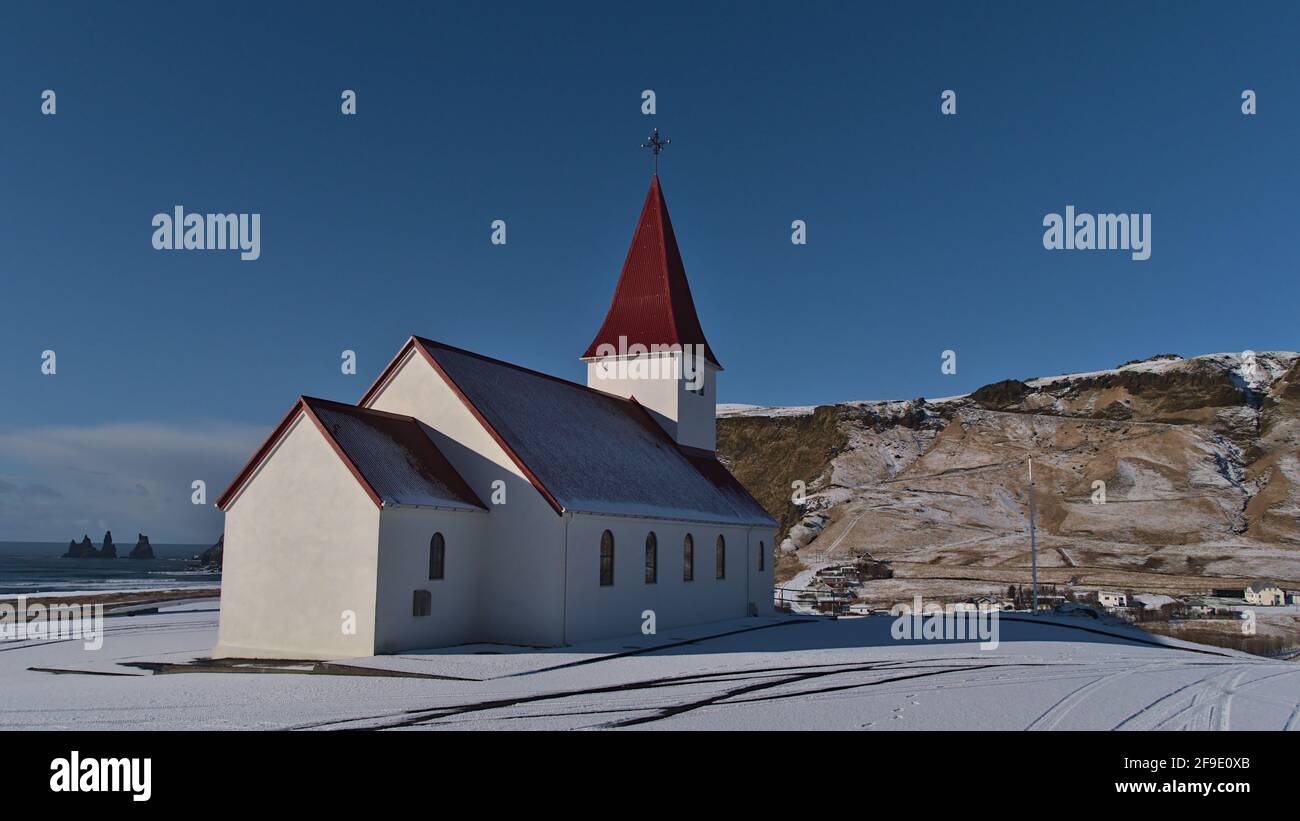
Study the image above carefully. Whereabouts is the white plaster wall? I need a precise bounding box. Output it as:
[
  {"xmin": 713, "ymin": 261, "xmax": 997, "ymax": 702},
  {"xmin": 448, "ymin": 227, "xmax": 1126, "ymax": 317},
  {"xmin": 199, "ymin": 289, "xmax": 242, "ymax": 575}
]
[
  {"xmin": 585, "ymin": 352, "xmax": 717, "ymax": 451},
  {"xmin": 675, "ymin": 358, "xmax": 718, "ymax": 452},
  {"xmin": 746, "ymin": 527, "xmax": 777, "ymax": 616},
  {"xmin": 215, "ymin": 415, "xmax": 381, "ymax": 660},
  {"xmin": 374, "ymin": 506, "xmax": 486, "ymax": 652},
  {"xmin": 585, "ymin": 353, "xmax": 681, "ymax": 440},
  {"xmin": 365, "ymin": 350, "xmax": 568, "ymax": 646},
  {"xmin": 562, "ymin": 513, "xmax": 761, "ymax": 643}
]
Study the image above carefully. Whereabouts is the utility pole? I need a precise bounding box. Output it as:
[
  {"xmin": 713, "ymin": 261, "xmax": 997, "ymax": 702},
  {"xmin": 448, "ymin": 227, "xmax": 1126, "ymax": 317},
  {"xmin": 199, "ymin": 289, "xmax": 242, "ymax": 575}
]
[{"xmin": 1029, "ymin": 457, "xmax": 1038, "ymax": 614}]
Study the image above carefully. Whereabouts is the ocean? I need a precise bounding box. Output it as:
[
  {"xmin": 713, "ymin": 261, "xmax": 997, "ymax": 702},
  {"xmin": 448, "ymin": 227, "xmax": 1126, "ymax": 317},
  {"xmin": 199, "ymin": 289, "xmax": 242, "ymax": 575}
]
[{"xmin": 0, "ymin": 541, "xmax": 220, "ymax": 597}]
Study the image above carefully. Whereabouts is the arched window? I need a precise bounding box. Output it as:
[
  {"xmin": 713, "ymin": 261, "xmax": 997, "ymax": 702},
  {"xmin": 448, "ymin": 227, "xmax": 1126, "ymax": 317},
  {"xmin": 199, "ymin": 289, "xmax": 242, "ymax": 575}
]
[
  {"xmin": 758, "ymin": 540, "xmax": 765, "ymax": 571},
  {"xmin": 644, "ymin": 532, "xmax": 658, "ymax": 583},
  {"xmin": 683, "ymin": 533, "xmax": 694, "ymax": 582},
  {"xmin": 599, "ymin": 530, "xmax": 615, "ymax": 586},
  {"xmin": 412, "ymin": 589, "xmax": 431, "ymax": 617},
  {"xmin": 715, "ymin": 534, "xmax": 726, "ymax": 580},
  {"xmin": 428, "ymin": 532, "xmax": 445, "ymax": 580}
]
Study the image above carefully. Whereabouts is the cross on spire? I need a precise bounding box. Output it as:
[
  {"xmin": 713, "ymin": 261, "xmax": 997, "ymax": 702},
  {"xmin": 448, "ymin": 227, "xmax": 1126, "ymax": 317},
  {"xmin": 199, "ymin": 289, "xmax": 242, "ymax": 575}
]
[{"xmin": 640, "ymin": 128, "xmax": 670, "ymax": 174}]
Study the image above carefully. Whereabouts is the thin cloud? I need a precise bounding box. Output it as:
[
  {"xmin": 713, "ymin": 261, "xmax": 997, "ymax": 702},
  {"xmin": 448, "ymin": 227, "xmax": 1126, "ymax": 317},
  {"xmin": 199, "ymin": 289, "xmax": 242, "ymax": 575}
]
[{"xmin": 0, "ymin": 421, "xmax": 262, "ymax": 543}]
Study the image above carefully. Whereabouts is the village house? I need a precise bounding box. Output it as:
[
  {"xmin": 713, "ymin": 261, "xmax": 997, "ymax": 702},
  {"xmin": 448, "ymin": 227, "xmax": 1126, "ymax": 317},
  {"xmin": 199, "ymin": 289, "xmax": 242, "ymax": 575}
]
[
  {"xmin": 1097, "ymin": 591, "xmax": 1127, "ymax": 609},
  {"xmin": 212, "ymin": 175, "xmax": 777, "ymax": 660},
  {"xmin": 1244, "ymin": 580, "xmax": 1285, "ymax": 607}
]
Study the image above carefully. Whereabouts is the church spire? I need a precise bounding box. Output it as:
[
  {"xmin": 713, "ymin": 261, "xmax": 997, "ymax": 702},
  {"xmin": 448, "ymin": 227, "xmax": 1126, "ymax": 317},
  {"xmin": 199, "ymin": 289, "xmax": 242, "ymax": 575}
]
[{"xmin": 582, "ymin": 175, "xmax": 720, "ymax": 367}]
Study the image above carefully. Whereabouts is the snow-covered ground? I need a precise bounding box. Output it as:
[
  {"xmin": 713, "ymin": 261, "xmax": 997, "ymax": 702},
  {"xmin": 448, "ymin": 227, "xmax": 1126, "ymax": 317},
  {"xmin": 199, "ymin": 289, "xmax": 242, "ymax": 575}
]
[{"xmin": 2, "ymin": 601, "xmax": 1297, "ymax": 730}]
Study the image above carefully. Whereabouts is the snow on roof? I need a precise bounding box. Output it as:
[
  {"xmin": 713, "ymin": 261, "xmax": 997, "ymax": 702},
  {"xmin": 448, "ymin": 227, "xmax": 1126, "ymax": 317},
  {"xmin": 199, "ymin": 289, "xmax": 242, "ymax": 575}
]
[
  {"xmin": 217, "ymin": 397, "xmax": 485, "ymax": 512},
  {"xmin": 1133, "ymin": 593, "xmax": 1178, "ymax": 610},
  {"xmin": 417, "ymin": 338, "xmax": 775, "ymax": 527},
  {"xmin": 303, "ymin": 398, "xmax": 486, "ymax": 511}
]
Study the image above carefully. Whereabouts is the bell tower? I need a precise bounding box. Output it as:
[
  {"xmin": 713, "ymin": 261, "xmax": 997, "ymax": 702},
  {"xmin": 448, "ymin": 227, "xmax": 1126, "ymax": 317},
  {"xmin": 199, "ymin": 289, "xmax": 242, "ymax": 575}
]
[{"xmin": 581, "ymin": 171, "xmax": 721, "ymax": 452}]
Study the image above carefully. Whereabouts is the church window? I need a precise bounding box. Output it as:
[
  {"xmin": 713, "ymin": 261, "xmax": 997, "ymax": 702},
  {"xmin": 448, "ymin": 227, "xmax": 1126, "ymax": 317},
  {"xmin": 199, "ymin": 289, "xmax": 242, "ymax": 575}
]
[
  {"xmin": 683, "ymin": 533, "xmax": 694, "ymax": 581},
  {"xmin": 600, "ymin": 530, "xmax": 615, "ymax": 586},
  {"xmin": 715, "ymin": 535, "xmax": 726, "ymax": 579},
  {"xmin": 429, "ymin": 532, "xmax": 445, "ymax": 580},
  {"xmin": 645, "ymin": 532, "xmax": 658, "ymax": 583},
  {"xmin": 758, "ymin": 540, "xmax": 765, "ymax": 571}
]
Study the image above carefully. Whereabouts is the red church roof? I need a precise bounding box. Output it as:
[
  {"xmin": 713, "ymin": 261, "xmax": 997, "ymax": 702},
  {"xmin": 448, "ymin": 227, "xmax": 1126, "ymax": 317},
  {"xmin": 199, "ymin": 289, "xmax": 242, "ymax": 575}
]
[{"xmin": 582, "ymin": 175, "xmax": 721, "ymax": 368}]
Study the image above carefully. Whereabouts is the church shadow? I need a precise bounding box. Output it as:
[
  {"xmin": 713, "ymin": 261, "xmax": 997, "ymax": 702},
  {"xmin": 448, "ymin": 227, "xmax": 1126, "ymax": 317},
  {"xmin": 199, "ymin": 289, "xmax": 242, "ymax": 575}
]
[{"xmin": 576, "ymin": 613, "xmax": 1225, "ymax": 661}]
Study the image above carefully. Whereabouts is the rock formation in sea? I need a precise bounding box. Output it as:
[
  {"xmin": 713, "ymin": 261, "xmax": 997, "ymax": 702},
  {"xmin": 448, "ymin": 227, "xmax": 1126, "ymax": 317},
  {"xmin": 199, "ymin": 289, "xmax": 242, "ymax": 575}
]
[
  {"xmin": 62, "ymin": 531, "xmax": 123, "ymax": 558},
  {"xmin": 195, "ymin": 534, "xmax": 223, "ymax": 570},
  {"xmin": 63, "ymin": 536, "xmax": 99, "ymax": 558},
  {"xmin": 129, "ymin": 533, "xmax": 154, "ymax": 559}
]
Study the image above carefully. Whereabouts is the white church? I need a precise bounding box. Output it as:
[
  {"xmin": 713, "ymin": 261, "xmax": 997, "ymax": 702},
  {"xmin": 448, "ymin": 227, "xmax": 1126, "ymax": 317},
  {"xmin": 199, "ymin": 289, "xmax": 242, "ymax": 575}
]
[{"xmin": 213, "ymin": 174, "xmax": 777, "ymax": 659}]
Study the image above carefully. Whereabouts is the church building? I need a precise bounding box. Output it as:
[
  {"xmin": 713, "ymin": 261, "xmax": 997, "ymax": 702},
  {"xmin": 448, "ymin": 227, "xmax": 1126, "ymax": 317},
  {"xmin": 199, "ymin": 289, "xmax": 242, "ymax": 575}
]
[{"xmin": 213, "ymin": 174, "xmax": 776, "ymax": 660}]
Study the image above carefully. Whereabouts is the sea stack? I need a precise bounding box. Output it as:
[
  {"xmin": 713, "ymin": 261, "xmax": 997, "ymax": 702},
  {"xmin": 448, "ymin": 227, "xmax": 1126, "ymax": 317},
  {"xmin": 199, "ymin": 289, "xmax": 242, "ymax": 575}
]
[
  {"xmin": 129, "ymin": 533, "xmax": 154, "ymax": 559},
  {"xmin": 63, "ymin": 535, "xmax": 99, "ymax": 558},
  {"xmin": 98, "ymin": 530, "xmax": 117, "ymax": 559}
]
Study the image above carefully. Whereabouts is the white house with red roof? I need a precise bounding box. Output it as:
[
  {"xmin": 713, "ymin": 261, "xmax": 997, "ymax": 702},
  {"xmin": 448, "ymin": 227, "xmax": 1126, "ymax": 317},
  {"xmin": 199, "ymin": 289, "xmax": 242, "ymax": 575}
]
[{"xmin": 213, "ymin": 176, "xmax": 776, "ymax": 660}]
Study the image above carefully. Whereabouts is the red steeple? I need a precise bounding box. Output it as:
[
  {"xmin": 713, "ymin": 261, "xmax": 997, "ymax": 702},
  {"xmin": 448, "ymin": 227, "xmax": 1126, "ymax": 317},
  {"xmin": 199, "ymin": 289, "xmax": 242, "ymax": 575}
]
[{"xmin": 583, "ymin": 175, "xmax": 720, "ymax": 368}]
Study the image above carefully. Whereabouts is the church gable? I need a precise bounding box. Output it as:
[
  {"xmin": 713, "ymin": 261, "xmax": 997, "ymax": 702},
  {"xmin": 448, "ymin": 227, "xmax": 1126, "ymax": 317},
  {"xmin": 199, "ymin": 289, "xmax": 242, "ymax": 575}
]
[
  {"xmin": 306, "ymin": 398, "xmax": 485, "ymax": 511},
  {"xmin": 359, "ymin": 337, "xmax": 548, "ymax": 507},
  {"xmin": 217, "ymin": 396, "xmax": 482, "ymax": 513}
]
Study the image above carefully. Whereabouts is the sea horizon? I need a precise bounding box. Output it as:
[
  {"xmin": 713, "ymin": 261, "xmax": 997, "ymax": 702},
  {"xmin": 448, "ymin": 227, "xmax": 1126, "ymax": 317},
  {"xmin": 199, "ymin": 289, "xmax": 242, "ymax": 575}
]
[{"xmin": 0, "ymin": 540, "xmax": 220, "ymax": 598}]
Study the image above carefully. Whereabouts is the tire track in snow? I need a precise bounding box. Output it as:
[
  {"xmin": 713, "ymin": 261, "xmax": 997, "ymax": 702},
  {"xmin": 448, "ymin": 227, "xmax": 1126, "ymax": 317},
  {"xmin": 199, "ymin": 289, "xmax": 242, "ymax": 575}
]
[
  {"xmin": 1216, "ymin": 665, "xmax": 1300, "ymax": 731},
  {"xmin": 289, "ymin": 659, "xmax": 951, "ymax": 730},
  {"xmin": 1216, "ymin": 669, "xmax": 1249, "ymax": 731},
  {"xmin": 1124, "ymin": 667, "xmax": 1244, "ymax": 731},
  {"xmin": 1026, "ymin": 661, "xmax": 1187, "ymax": 731},
  {"xmin": 603, "ymin": 662, "xmax": 1059, "ymax": 728}
]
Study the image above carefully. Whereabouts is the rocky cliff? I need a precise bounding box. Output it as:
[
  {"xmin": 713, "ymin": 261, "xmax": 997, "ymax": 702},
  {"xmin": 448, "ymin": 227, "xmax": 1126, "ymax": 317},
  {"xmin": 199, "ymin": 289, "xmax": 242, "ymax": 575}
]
[
  {"xmin": 717, "ymin": 351, "xmax": 1300, "ymax": 603},
  {"xmin": 195, "ymin": 534, "xmax": 223, "ymax": 570}
]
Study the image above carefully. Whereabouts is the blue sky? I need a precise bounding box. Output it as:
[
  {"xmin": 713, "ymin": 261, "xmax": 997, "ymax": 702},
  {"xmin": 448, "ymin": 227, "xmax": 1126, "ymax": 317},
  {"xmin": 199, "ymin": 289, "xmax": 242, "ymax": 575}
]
[{"xmin": 1, "ymin": 1, "xmax": 1297, "ymax": 539}]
